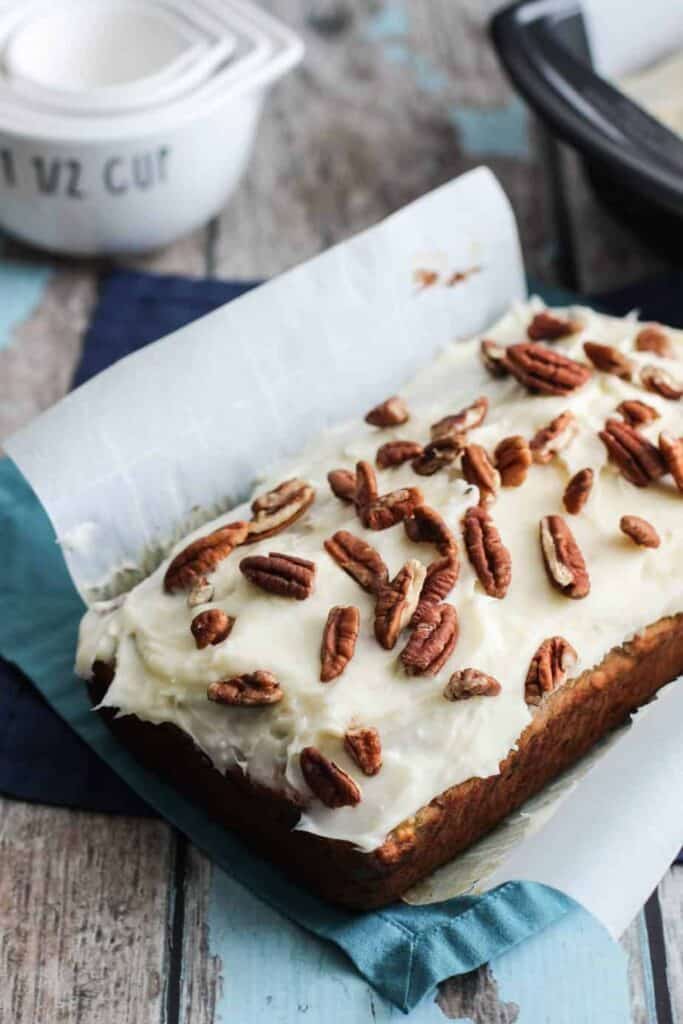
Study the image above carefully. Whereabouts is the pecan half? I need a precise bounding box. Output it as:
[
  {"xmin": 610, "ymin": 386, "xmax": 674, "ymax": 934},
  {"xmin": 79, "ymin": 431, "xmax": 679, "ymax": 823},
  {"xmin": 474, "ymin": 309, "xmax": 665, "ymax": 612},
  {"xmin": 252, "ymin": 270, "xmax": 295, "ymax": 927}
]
[
  {"xmin": 539, "ymin": 515, "xmax": 590, "ymax": 599},
  {"xmin": 324, "ymin": 531, "xmax": 388, "ymax": 593},
  {"xmin": 583, "ymin": 341, "xmax": 633, "ymax": 379},
  {"xmin": 355, "ymin": 460, "xmax": 379, "ymax": 509},
  {"xmin": 505, "ymin": 343, "xmax": 591, "ymax": 396},
  {"xmin": 412, "ymin": 553, "xmax": 460, "ymax": 624},
  {"xmin": 430, "ymin": 396, "xmax": 489, "ymax": 440},
  {"xmin": 412, "ymin": 434, "xmax": 464, "ymax": 475},
  {"xmin": 328, "ymin": 468, "xmax": 357, "ymax": 503},
  {"xmin": 635, "ymin": 324, "xmax": 672, "ymax": 357},
  {"xmin": 617, "ymin": 399, "xmax": 660, "ymax": 427},
  {"xmin": 300, "ymin": 747, "xmax": 361, "ymax": 808},
  {"xmin": 461, "ymin": 444, "xmax": 500, "ymax": 504},
  {"xmin": 320, "ymin": 605, "xmax": 360, "ymax": 682},
  {"xmin": 563, "ymin": 468, "xmax": 594, "ymax": 515},
  {"xmin": 344, "ymin": 727, "xmax": 382, "ymax": 776},
  {"xmin": 529, "ymin": 410, "xmax": 578, "ymax": 464},
  {"xmin": 599, "ymin": 418, "xmax": 666, "ymax": 487},
  {"xmin": 401, "ymin": 602, "xmax": 459, "ymax": 676},
  {"xmin": 365, "ymin": 395, "xmax": 409, "ymax": 427},
  {"xmin": 480, "ymin": 338, "xmax": 509, "ymax": 377},
  {"xmin": 239, "ymin": 552, "xmax": 315, "ymax": 599},
  {"xmin": 494, "ymin": 435, "xmax": 532, "ymax": 486},
  {"xmin": 444, "ymin": 668, "xmax": 501, "ymax": 701},
  {"xmin": 640, "ymin": 364, "xmax": 683, "ymax": 401},
  {"xmin": 376, "ymin": 439, "xmax": 423, "ymax": 469},
  {"xmin": 191, "ymin": 609, "xmax": 235, "ymax": 649},
  {"xmin": 164, "ymin": 521, "xmax": 250, "ymax": 593},
  {"xmin": 659, "ymin": 432, "xmax": 683, "ymax": 492},
  {"xmin": 361, "ymin": 487, "xmax": 424, "ymax": 530},
  {"xmin": 374, "ymin": 560, "xmax": 426, "ymax": 650},
  {"xmin": 248, "ymin": 479, "xmax": 316, "ymax": 543},
  {"xmin": 404, "ymin": 504, "xmax": 457, "ymax": 555},
  {"xmin": 620, "ymin": 515, "xmax": 660, "ymax": 549},
  {"xmin": 207, "ymin": 671, "xmax": 282, "ymax": 707},
  {"xmin": 527, "ymin": 310, "xmax": 581, "ymax": 341},
  {"xmin": 462, "ymin": 506, "xmax": 511, "ymax": 599},
  {"xmin": 525, "ymin": 637, "xmax": 577, "ymax": 706}
]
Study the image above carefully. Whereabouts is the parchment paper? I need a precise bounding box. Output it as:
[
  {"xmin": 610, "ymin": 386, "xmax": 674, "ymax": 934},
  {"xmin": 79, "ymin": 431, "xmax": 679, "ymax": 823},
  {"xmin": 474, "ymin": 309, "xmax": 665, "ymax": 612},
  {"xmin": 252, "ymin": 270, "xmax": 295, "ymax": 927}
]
[{"xmin": 582, "ymin": 0, "xmax": 683, "ymax": 77}]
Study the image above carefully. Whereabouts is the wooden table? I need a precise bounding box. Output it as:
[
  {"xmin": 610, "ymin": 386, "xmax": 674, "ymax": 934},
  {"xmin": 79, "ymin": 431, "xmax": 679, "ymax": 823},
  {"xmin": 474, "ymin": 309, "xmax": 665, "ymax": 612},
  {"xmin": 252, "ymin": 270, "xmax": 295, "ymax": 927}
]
[{"xmin": 0, "ymin": 3, "xmax": 680, "ymax": 1021}]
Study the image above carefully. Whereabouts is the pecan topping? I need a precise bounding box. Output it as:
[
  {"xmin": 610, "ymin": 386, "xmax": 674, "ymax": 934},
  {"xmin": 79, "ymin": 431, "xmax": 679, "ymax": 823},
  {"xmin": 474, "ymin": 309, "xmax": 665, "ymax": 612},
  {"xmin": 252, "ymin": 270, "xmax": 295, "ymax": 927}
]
[
  {"xmin": 640, "ymin": 364, "xmax": 683, "ymax": 401},
  {"xmin": 583, "ymin": 341, "xmax": 633, "ymax": 379},
  {"xmin": 208, "ymin": 671, "xmax": 282, "ymax": 707},
  {"xmin": 164, "ymin": 521, "xmax": 250, "ymax": 593},
  {"xmin": 191, "ymin": 609, "xmax": 235, "ymax": 649},
  {"xmin": 599, "ymin": 418, "xmax": 666, "ymax": 487},
  {"xmin": 187, "ymin": 579, "xmax": 215, "ymax": 608},
  {"xmin": 527, "ymin": 310, "xmax": 581, "ymax": 341},
  {"xmin": 361, "ymin": 487, "xmax": 424, "ymax": 530},
  {"xmin": 494, "ymin": 435, "xmax": 532, "ymax": 487},
  {"xmin": 239, "ymin": 552, "xmax": 315, "ymax": 599},
  {"xmin": 525, "ymin": 637, "xmax": 577, "ymax": 706},
  {"xmin": 400, "ymin": 602, "xmax": 459, "ymax": 676},
  {"xmin": 462, "ymin": 506, "xmax": 511, "ymax": 599},
  {"xmin": 412, "ymin": 435, "xmax": 464, "ymax": 475},
  {"xmin": 620, "ymin": 515, "xmax": 660, "ymax": 549},
  {"xmin": 461, "ymin": 444, "xmax": 500, "ymax": 504},
  {"xmin": 300, "ymin": 747, "xmax": 361, "ymax": 808},
  {"xmin": 412, "ymin": 554, "xmax": 459, "ymax": 624},
  {"xmin": 430, "ymin": 396, "xmax": 488, "ymax": 440},
  {"xmin": 635, "ymin": 324, "xmax": 672, "ymax": 357},
  {"xmin": 365, "ymin": 395, "xmax": 409, "ymax": 427},
  {"xmin": 376, "ymin": 439, "xmax": 423, "ymax": 469},
  {"xmin": 529, "ymin": 410, "xmax": 578, "ymax": 464},
  {"xmin": 444, "ymin": 669, "xmax": 501, "ymax": 701},
  {"xmin": 320, "ymin": 606, "xmax": 360, "ymax": 682},
  {"xmin": 539, "ymin": 515, "xmax": 590, "ymax": 599},
  {"xmin": 480, "ymin": 338, "xmax": 509, "ymax": 377},
  {"xmin": 659, "ymin": 432, "xmax": 683, "ymax": 492},
  {"xmin": 247, "ymin": 479, "xmax": 315, "ymax": 542},
  {"xmin": 355, "ymin": 460, "xmax": 378, "ymax": 509},
  {"xmin": 328, "ymin": 468, "xmax": 357, "ymax": 503},
  {"xmin": 563, "ymin": 468, "xmax": 594, "ymax": 515},
  {"xmin": 324, "ymin": 531, "xmax": 389, "ymax": 593},
  {"xmin": 505, "ymin": 343, "xmax": 591, "ymax": 396},
  {"xmin": 344, "ymin": 727, "xmax": 382, "ymax": 776},
  {"xmin": 617, "ymin": 399, "xmax": 660, "ymax": 427},
  {"xmin": 404, "ymin": 504, "xmax": 457, "ymax": 555},
  {"xmin": 374, "ymin": 560, "xmax": 426, "ymax": 650}
]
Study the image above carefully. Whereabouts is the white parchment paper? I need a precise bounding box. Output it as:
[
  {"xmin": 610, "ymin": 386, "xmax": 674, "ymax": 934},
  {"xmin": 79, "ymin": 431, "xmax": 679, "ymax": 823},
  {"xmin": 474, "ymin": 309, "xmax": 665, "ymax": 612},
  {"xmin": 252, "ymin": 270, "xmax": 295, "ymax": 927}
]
[{"xmin": 583, "ymin": 0, "xmax": 683, "ymax": 77}]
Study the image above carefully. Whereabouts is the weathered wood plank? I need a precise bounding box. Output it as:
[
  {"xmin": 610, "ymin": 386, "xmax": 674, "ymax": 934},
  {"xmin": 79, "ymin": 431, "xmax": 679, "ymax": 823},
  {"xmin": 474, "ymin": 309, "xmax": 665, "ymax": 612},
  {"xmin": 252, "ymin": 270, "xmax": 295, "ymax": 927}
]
[{"xmin": 658, "ymin": 869, "xmax": 683, "ymax": 1024}]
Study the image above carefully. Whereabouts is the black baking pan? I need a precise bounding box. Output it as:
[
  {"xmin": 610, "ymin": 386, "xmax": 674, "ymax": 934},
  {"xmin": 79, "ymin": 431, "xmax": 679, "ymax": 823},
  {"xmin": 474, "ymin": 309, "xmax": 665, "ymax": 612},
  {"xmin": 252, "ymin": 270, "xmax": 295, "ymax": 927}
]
[{"xmin": 491, "ymin": 0, "xmax": 683, "ymax": 256}]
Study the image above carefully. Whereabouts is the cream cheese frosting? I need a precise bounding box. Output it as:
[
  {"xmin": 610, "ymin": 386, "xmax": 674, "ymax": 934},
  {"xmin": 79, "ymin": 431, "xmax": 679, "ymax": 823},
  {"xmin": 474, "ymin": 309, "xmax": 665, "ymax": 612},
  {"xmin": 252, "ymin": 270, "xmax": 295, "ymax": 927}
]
[{"xmin": 76, "ymin": 300, "xmax": 683, "ymax": 852}]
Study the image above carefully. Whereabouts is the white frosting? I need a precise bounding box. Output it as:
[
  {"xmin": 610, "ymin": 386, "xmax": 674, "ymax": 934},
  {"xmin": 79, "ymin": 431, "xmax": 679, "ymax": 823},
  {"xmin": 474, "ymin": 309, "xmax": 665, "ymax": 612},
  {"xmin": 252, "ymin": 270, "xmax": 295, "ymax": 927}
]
[{"xmin": 76, "ymin": 301, "xmax": 683, "ymax": 852}]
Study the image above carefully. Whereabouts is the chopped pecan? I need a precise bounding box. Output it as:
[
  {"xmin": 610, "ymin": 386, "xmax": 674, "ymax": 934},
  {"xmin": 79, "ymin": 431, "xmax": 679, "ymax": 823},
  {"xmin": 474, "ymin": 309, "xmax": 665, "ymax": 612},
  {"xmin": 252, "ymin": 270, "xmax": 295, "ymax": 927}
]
[
  {"xmin": 494, "ymin": 435, "xmax": 532, "ymax": 486},
  {"xmin": 414, "ymin": 268, "xmax": 439, "ymax": 290},
  {"xmin": 525, "ymin": 637, "xmax": 577, "ymax": 706},
  {"xmin": 505, "ymin": 343, "xmax": 591, "ymax": 396},
  {"xmin": 404, "ymin": 504, "xmax": 457, "ymax": 556},
  {"xmin": 300, "ymin": 747, "xmax": 361, "ymax": 808},
  {"xmin": 620, "ymin": 515, "xmax": 660, "ymax": 549},
  {"xmin": 583, "ymin": 341, "xmax": 633, "ymax": 380},
  {"xmin": 247, "ymin": 479, "xmax": 316, "ymax": 542},
  {"xmin": 461, "ymin": 444, "xmax": 500, "ymax": 504},
  {"xmin": 599, "ymin": 418, "xmax": 666, "ymax": 487},
  {"xmin": 640, "ymin": 364, "xmax": 683, "ymax": 401},
  {"xmin": 328, "ymin": 468, "xmax": 357, "ymax": 503},
  {"xmin": 444, "ymin": 668, "xmax": 501, "ymax": 701},
  {"xmin": 239, "ymin": 552, "xmax": 315, "ymax": 599},
  {"xmin": 320, "ymin": 605, "xmax": 360, "ymax": 682},
  {"xmin": 635, "ymin": 324, "xmax": 672, "ymax": 357},
  {"xmin": 659, "ymin": 432, "xmax": 683, "ymax": 492},
  {"xmin": 539, "ymin": 515, "xmax": 590, "ymax": 599},
  {"xmin": 617, "ymin": 399, "xmax": 660, "ymax": 427},
  {"xmin": 344, "ymin": 727, "xmax": 382, "ymax": 776},
  {"xmin": 430, "ymin": 396, "xmax": 489, "ymax": 440},
  {"xmin": 187, "ymin": 579, "xmax": 215, "ymax": 608},
  {"xmin": 324, "ymin": 530, "xmax": 388, "ymax": 593},
  {"xmin": 191, "ymin": 609, "xmax": 235, "ymax": 649},
  {"xmin": 480, "ymin": 338, "xmax": 509, "ymax": 377},
  {"xmin": 462, "ymin": 506, "xmax": 511, "ymax": 599},
  {"xmin": 208, "ymin": 671, "xmax": 282, "ymax": 707},
  {"xmin": 527, "ymin": 310, "xmax": 581, "ymax": 341},
  {"xmin": 365, "ymin": 395, "xmax": 409, "ymax": 427},
  {"xmin": 361, "ymin": 487, "xmax": 424, "ymax": 530},
  {"xmin": 374, "ymin": 560, "xmax": 426, "ymax": 650},
  {"xmin": 164, "ymin": 521, "xmax": 250, "ymax": 593},
  {"xmin": 563, "ymin": 468, "xmax": 594, "ymax": 515},
  {"xmin": 529, "ymin": 410, "xmax": 578, "ymax": 464},
  {"xmin": 355, "ymin": 460, "xmax": 378, "ymax": 509},
  {"xmin": 401, "ymin": 602, "xmax": 459, "ymax": 676},
  {"xmin": 376, "ymin": 439, "xmax": 423, "ymax": 469},
  {"xmin": 412, "ymin": 434, "xmax": 464, "ymax": 475}
]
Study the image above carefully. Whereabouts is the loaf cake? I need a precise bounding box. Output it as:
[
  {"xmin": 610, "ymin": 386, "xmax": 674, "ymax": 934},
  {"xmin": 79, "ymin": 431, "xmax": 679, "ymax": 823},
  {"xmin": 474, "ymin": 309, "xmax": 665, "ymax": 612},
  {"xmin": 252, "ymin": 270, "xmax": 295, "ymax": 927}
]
[{"xmin": 77, "ymin": 301, "xmax": 683, "ymax": 909}]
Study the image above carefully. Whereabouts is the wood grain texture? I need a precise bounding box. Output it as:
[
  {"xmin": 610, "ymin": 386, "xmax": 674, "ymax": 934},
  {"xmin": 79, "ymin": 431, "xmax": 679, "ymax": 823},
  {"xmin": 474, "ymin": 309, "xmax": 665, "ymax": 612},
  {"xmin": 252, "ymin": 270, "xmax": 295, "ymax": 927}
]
[{"xmin": 659, "ymin": 868, "xmax": 683, "ymax": 1024}]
